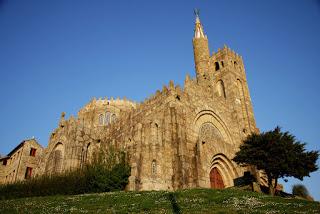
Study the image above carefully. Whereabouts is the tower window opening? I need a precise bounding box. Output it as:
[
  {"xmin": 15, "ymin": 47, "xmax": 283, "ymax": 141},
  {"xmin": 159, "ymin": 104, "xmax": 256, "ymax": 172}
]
[
  {"xmin": 215, "ymin": 62, "xmax": 220, "ymax": 71},
  {"xmin": 221, "ymin": 61, "xmax": 224, "ymax": 67},
  {"xmin": 234, "ymin": 61, "xmax": 237, "ymax": 66}
]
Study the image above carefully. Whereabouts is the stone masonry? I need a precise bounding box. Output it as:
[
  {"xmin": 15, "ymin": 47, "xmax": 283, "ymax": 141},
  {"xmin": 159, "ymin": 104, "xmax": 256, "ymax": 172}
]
[
  {"xmin": 0, "ymin": 13, "xmax": 262, "ymax": 190},
  {"xmin": 0, "ymin": 139, "xmax": 43, "ymax": 184}
]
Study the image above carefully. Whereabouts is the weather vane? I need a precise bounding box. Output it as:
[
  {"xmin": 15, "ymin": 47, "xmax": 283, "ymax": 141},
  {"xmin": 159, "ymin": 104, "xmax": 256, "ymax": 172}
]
[{"xmin": 194, "ymin": 8, "xmax": 200, "ymax": 18}]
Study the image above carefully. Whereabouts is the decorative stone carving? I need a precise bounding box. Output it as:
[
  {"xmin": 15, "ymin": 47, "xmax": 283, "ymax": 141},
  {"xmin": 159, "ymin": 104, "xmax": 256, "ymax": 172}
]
[{"xmin": 199, "ymin": 123, "xmax": 223, "ymax": 143}]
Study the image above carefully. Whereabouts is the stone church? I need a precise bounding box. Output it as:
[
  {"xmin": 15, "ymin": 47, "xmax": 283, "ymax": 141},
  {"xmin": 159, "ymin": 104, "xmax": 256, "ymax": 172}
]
[{"xmin": 0, "ymin": 13, "xmax": 264, "ymax": 190}]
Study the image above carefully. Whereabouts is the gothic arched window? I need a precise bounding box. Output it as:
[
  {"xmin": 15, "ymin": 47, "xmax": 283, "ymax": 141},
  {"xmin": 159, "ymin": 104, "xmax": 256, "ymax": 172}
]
[
  {"xmin": 105, "ymin": 112, "xmax": 111, "ymax": 125},
  {"xmin": 53, "ymin": 150, "xmax": 63, "ymax": 173},
  {"xmin": 99, "ymin": 114, "xmax": 104, "ymax": 125},
  {"xmin": 111, "ymin": 114, "xmax": 116, "ymax": 123},
  {"xmin": 216, "ymin": 80, "xmax": 226, "ymax": 98},
  {"xmin": 237, "ymin": 79, "xmax": 243, "ymax": 98},
  {"xmin": 45, "ymin": 143, "xmax": 64, "ymax": 175}
]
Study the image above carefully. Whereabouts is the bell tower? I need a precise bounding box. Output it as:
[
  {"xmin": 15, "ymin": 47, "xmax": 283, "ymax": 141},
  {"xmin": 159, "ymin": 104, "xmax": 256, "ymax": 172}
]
[{"xmin": 193, "ymin": 9, "xmax": 211, "ymax": 82}]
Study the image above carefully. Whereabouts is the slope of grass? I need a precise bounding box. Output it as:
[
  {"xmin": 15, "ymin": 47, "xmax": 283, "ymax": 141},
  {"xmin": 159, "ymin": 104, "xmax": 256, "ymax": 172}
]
[{"xmin": 0, "ymin": 188, "xmax": 319, "ymax": 213}]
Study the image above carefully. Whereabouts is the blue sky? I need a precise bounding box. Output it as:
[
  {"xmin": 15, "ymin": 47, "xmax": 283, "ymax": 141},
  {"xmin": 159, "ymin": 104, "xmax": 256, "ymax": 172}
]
[{"xmin": 0, "ymin": 0, "xmax": 319, "ymax": 200}]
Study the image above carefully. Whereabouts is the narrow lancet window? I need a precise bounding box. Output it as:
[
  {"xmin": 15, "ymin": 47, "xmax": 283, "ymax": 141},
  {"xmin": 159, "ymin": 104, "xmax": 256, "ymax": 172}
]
[
  {"xmin": 105, "ymin": 112, "xmax": 111, "ymax": 125},
  {"xmin": 217, "ymin": 80, "xmax": 226, "ymax": 98},
  {"xmin": 99, "ymin": 114, "xmax": 104, "ymax": 125},
  {"xmin": 151, "ymin": 160, "xmax": 157, "ymax": 175},
  {"xmin": 111, "ymin": 114, "xmax": 116, "ymax": 123}
]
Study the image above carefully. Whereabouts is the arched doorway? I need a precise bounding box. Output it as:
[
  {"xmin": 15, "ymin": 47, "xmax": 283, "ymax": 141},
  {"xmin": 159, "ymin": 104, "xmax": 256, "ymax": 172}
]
[
  {"xmin": 45, "ymin": 143, "xmax": 64, "ymax": 175},
  {"xmin": 210, "ymin": 167, "xmax": 224, "ymax": 189}
]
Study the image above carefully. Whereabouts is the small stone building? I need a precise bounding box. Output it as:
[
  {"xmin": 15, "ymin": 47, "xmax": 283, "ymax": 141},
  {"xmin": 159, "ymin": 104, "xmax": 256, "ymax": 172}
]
[
  {"xmin": 0, "ymin": 139, "xmax": 43, "ymax": 184},
  {"xmin": 1, "ymin": 13, "xmax": 263, "ymax": 190}
]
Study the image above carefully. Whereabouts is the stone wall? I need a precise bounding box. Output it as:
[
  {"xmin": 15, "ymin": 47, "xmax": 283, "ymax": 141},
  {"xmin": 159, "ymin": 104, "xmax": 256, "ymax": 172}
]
[
  {"xmin": 2, "ymin": 43, "xmax": 259, "ymax": 190},
  {"xmin": 0, "ymin": 139, "xmax": 43, "ymax": 184},
  {"xmin": 0, "ymin": 15, "xmax": 260, "ymax": 191}
]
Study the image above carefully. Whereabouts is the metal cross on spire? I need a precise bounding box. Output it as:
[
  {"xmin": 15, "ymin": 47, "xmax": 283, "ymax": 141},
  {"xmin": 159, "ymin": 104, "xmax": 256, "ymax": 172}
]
[
  {"xmin": 194, "ymin": 8, "xmax": 201, "ymax": 24},
  {"xmin": 194, "ymin": 8, "xmax": 200, "ymax": 18},
  {"xmin": 193, "ymin": 8, "xmax": 206, "ymax": 38}
]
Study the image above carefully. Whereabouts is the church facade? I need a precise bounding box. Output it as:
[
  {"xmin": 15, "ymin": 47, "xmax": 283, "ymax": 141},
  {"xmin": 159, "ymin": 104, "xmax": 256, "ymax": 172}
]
[{"xmin": 0, "ymin": 13, "xmax": 262, "ymax": 190}]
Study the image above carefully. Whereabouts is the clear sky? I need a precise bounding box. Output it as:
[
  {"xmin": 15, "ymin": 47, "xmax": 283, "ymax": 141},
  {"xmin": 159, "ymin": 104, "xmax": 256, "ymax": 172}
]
[{"xmin": 0, "ymin": 0, "xmax": 319, "ymax": 200}]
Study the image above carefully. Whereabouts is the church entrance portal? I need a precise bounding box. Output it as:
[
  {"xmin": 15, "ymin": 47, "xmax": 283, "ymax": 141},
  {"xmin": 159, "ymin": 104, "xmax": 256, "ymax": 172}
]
[{"xmin": 210, "ymin": 167, "xmax": 224, "ymax": 189}]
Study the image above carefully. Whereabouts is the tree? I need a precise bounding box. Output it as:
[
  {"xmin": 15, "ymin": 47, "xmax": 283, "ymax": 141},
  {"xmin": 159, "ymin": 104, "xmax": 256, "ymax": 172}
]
[
  {"xmin": 233, "ymin": 126, "xmax": 319, "ymax": 195},
  {"xmin": 292, "ymin": 184, "xmax": 309, "ymax": 199}
]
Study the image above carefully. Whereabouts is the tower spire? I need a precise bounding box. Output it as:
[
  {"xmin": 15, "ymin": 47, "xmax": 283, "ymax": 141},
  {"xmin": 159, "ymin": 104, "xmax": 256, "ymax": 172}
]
[
  {"xmin": 192, "ymin": 9, "xmax": 210, "ymax": 82},
  {"xmin": 194, "ymin": 9, "xmax": 206, "ymax": 39}
]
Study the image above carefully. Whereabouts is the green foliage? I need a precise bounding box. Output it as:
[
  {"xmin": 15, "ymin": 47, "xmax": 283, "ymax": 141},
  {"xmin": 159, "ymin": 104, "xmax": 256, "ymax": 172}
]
[
  {"xmin": 84, "ymin": 147, "xmax": 130, "ymax": 193},
  {"xmin": 233, "ymin": 126, "xmax": 319, "ymax": 194},
  {"xmin": 292, "ymin": 184, "xmax": 309, "ymax": 198},
  {"xmin": 0, "ymin": 146, "xmax": 130, "ymax": 200}
]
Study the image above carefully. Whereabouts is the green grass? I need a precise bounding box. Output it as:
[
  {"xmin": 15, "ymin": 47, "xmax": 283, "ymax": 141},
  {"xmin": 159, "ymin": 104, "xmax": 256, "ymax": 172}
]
[{"xmin": 0, "ymin": 188, "xmax": 319, "ymax": 213}]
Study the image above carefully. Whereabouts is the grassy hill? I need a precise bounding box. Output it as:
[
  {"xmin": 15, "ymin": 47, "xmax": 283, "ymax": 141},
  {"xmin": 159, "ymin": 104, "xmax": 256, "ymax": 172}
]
[{"xmin": 0, "ymin": 188, "xmax": 319, "ymax": 213}]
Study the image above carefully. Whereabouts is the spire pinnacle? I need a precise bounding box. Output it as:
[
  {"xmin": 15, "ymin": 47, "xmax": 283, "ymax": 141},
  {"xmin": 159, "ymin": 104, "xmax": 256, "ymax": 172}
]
[
  {"xmin": 194, "ymin": 8, "xmax": 200, "ymax": 23},
  {"xmin": 193, "ymin": 9, "xmax": 206, "ymax": 38}
]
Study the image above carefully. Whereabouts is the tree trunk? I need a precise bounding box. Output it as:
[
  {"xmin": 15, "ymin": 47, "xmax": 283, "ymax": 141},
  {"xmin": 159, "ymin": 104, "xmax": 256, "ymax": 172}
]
[
  {"xmin": 267, "ymin": 175, "xmax": 274, "ymax": 196},
  {"xmin": 274, "ymin": 178, "xmax": 278, "ymax": 195}
]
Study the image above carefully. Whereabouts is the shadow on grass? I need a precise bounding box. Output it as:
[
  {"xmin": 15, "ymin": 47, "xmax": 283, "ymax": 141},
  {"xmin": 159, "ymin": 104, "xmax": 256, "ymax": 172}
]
[{"xmin": 167, "ymin": 192, "xmax": 181, "ymax": 214}]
